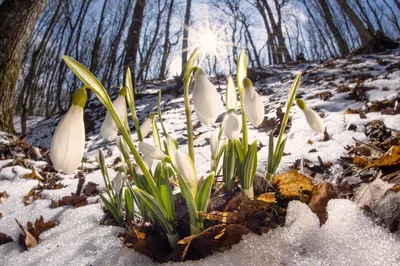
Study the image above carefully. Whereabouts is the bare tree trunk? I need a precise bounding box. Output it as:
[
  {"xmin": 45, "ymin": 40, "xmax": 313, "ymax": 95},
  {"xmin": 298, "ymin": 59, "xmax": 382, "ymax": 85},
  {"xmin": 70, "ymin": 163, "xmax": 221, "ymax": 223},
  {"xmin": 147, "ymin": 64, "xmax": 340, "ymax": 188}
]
[
  {"xmin": 336, "ymin": 0, "xmax": 373, "ymax": 46},
  {"xmin": 181, "ymin": 0, "xmax": 192, "ymax": 73},
  {"xmin": 19, "ymin": 0, "xmax": 62, "ymax": 135},
  {"xmin": 90, "ymin": 0, "xmax": 108, "ymax": 76},
  {"xmin": 365, "ymin": 0, "xmax": 383, "ymax": 33},
  {"xmin": 56, "ymin": 0, "xmax": 91, "ymax": 113},
  {"xmin": 123, "ymin": 0, "xmax": 147, "ymax": 94},
  {"xmin": 0, "ymin": 0, "xmax": 46, "ymax": 134},
  {"xmin": 137, "ymin": 0, "xmax": 164, "ymax": 82},
  {"xmin": 103, "ymin": 0, "xmax": 133, "ymax": 88},
  {"xmin": 159, "ymin": 0, "xmax": 175, "ymax": 80},
  {"xmin": 317, "ymin": 0, "xmax": 350, "ymax": 56},
  {"xmin": 260, "ymin": 0, "xmax": 292, "ymax": 63}
]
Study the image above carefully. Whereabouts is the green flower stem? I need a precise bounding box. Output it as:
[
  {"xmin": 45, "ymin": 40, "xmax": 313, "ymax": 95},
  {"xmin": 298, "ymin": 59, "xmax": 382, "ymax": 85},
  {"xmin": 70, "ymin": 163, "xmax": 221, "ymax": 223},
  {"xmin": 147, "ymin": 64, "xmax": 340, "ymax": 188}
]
[
  {"xmin": 125, "ymin": 68, "xmax": 143, "ymax": 141},
  {"xmin": 237, "ymin": 49, "xmax": 248, "ymax": 154},
  {"xmin": 157, "ymin": 91, "xmax": 168, "ymax": 136},
  {"xmin": 183, "ymin": 47, "xmax": 201, "ymax": 164},
  {"xmin": 273, "ymin": 74, "xmax": 301, "ymax": 160}
]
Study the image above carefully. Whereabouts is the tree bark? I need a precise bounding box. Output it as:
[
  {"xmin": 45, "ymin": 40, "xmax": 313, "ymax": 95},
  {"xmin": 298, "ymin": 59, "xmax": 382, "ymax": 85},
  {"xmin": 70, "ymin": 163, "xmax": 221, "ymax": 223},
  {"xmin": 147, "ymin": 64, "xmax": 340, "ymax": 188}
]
[
  {"xmin": 336, "ymin": 0, "xmax": 373, "ymax": 46},
  {"xmin": 0, "ymin": 0, "xmax": 46, "ymax": 134},
  {"xmin": 137, "ymin": 0, "xmax": 165, "ymax": 82},
  {"xmin": 90, "ymin": 0, "xmax": 108, "ymax": 76},
  {"xmin": 181, "ymin": 0, "xmax": 192, "ymax": 73},
  {"xmin": 317, "ymin": 0, "xmax": 350, "ymax": 56},
  {"xmin": 159, "ymin": 0, "xmax": 175, "ymax": 80},
  {"xmin": 123, "ymin": 0, "xmax": 147, "ymax": 93}
]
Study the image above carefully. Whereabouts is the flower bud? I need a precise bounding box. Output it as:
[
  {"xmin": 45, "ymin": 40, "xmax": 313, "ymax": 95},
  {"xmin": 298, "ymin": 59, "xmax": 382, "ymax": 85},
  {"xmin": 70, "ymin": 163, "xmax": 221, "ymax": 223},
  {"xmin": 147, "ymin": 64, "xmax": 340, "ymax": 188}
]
[
  {"xmin": 193, "ymin": 69, "xmax": 221, "ymax": 126},
  {"xmin": 224, "ymin": 111, "xmax": 241, "ymax": 139},
  {"xmin": 140, "ymin": 113, "xmax": 154, "ymax": 138},
  {"xmin": 296, "ymin": 99, "xmax": 325, "ymax": 133},
  {"xmin": 100, "ymin": 92, "xmax": 127, "ymax": 141},
  {"xmin": 51, "ymin": 88, "xmax": 86, "ymax": 175},
  {"xmin": 113, "ymin": 170, "xmax": 124, "ymax": 193},
  {"xmin": 243, "ymin": 78, "xmax": 265, "ymax": 127},
  {"xmin": 138, "ymin": 142, "xmax": 166, "ymax": 160},
  {"xmin": 175, "ymin": 150, "xmax": 197, "ymax": 197},
  {"xmin": 210, "ymin": 134, "xmax": 218, "ymax": 159}
]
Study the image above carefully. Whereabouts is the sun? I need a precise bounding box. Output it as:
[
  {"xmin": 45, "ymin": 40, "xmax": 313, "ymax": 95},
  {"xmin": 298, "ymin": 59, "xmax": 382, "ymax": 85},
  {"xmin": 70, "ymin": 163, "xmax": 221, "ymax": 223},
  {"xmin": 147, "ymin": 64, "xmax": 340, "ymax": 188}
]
[{"xmin": 185, "ymin": 20, "xmax": 234, "ymax": 72}]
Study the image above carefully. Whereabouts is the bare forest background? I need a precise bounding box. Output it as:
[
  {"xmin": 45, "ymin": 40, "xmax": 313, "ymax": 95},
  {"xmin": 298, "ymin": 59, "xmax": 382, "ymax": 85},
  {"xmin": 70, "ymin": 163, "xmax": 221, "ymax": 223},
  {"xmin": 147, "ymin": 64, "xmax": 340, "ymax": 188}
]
[{"xmin": 0, "ymin": 0, "xmax": 399, "ymax": 136}]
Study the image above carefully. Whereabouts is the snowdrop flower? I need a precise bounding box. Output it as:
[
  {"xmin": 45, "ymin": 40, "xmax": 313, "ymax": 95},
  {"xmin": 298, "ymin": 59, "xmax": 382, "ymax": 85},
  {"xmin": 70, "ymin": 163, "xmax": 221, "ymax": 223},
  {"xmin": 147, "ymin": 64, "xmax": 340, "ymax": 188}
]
[
  {"xmin": 224, "ymin": 110, "xmax": 241, "ymax": 139},
  {"xmin": 138, "ymin": 142, "xmax": 166, "ymax": 160},
  {"xmin": 243, "ymin": 78, "xmax": 265, "ymax": 127},
  {"xmin": 192, "ymin": 69, "xmax": 221, "ymax": 126},
  {"xmin": 296, "ymin": 99, "xmax": 325, "ymax": 133},
  {"xmin": 113, "ymin": 170, "xmax": 124, "ymax": 193},
  {"xmin": 140, "ymin": 113, "xmax": 154, "ymax": 138},
  {"xmin": 226, "ymin": 77, "xmax": 237, "ymax": 111},
  {"xmin": 100, "ymin": 88, "xmax": 127, "ymax": 141},
  {"xmin": 50, "ymin": 88, "xmax": 87, "ymax": 175},
  {"xmin": 210, "ymin": 134, "xmax": 218, "ymax": 159},
  {"xmin": 175, "ymin": 150, "xmax": 197, "ymax": 197},
  {"xmin": 135, "ymin": 156, "xmax": 153, "ymax": 175}
]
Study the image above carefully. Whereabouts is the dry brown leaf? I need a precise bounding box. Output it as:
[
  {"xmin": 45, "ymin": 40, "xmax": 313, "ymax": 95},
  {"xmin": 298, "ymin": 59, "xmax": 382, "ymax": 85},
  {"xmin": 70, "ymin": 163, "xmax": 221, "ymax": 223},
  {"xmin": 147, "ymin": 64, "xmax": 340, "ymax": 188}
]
[
  {"xmin": 83, "ymin": 182, "xmax": 99, "ymax": 196},
  {"xmin": 344, "ymin": 108, "xmax": 361, "ymax": 114},
  {"xmin": 0, "ymin": 213, "xmax": 2, "ymax": 219},
  {"xmin": 170, "ymin": 224, "xmax": 252, "ymax": 262},
  {"xmin": 353, "ymin": 175, "xmax": 400, "ymax": 232},
  {"xmin": 24, "ymin": 167, "xmax": 45, "ymax": 182},
  {"xmin": 366, "ymin": 146, "xmax": 400, "ymax": 168},
  {"xmin": 50, "ymin": 193, "xmax": 88, "ymax": 208},
  {"xmin": 256, "ymin": 193, "xmax": 276, "ymax": 204},
  {"xmin": 24, "ymin": 189, "xmax": 43, "ymax": 205},
  {"xmin": 273, "ymin": 170, "xmax": 314, "ymax": 199},
  {"xmin": 308, "ymin": 183, "xmax": 337, "ymax": 225},
  {"xmin": 353, "ymin": 155, "xmax": 369, "ymax": 168},
  {"xmin": 0, "ymin": 232, "xmax": 13, "ymax": 246},
  {"xmin": 27, "ymin": 216, "xmax": 56, "ymax": 240},
  {"xmin": 16, "ymin": 219, "xmax": 38, "ymax": 248},
  {"xmin": 197, "ymin": 211, "xmax": 244, "ymax": 224},
  {"xmin": 0, "ymin": 191, "xmax": 8, "ymax": 204}
]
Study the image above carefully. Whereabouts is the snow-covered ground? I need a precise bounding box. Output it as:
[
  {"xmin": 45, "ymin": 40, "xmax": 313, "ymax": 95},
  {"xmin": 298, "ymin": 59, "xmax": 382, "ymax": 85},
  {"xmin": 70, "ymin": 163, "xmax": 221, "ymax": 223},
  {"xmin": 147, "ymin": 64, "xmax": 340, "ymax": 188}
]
[{"xmin": 1, "ymin": 50, "xmax": 400, "ymax": 265}]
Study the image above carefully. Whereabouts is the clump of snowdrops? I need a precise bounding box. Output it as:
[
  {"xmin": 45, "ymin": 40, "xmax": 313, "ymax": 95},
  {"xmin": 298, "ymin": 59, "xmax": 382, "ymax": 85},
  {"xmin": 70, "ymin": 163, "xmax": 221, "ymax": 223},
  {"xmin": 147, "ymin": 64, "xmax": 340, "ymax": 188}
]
[{"xmin": 50, "ymin": 48, "xmax": 324, "ymax": 249}]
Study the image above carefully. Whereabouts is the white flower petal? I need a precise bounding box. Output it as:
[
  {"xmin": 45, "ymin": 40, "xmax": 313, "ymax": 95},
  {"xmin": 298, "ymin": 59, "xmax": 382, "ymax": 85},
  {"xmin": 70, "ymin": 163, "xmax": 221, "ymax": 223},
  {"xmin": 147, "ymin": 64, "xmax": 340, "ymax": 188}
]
[
  {"xmin": 210, "ymin": 134, "xmax": 218, "ymax": 159},
  {"xmin": 193, "ymin": 74, "xmax": 221, "ymax": 126},
  {"xmin": 175, "ymin": 150, "xmax": 197, "ymax": 197},
  {"xmin": 138, "ymin": 142, "xmax": 166, "ymax": 160},
  {"xmin": 50, "ymin": 105, "xmax": 85, "ymax": 175},
  {"xmin": 113, "ymin": 171, "xmax": 124, "ymax": 193},
  {"xmin": 140, "ymin": 118, "xmax": 152, "ymax": 138},
  {"xmin": 100, "ymin": 95, "xmax": 127, "ymax": 141},
  {"xmin": 224, "ymin": 113, "xmax": 241, "ymax": 139},
  {"xmin": 244, "ymin": 86, "xmax": 265, "ymax": 127},
  {"xmin": 302, "ymin": 106, "xmax": 325, "ymax": 133}
]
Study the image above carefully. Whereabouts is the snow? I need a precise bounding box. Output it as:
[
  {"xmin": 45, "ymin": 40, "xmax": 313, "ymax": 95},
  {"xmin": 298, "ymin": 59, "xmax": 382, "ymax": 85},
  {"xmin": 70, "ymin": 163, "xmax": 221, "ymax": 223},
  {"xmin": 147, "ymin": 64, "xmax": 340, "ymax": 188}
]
[{"xmin": 1, "ymin": 50, "xmax": 400, "ymax": 265}]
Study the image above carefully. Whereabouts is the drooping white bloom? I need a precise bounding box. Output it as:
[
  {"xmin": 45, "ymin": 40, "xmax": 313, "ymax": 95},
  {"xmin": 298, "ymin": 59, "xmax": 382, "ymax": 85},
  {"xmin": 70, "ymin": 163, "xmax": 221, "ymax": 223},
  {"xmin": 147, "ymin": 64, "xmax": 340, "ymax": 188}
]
[
  {"xmin": 50, "ymin": 105, "xmax": 85, "ymax": 175},
  {"xmin": 224, "ymin": 112, "xmax": 241, "ymax": 139},
  {"xmin": 243, "ymin": 79, "xmax": 265, "ymax": 127},
  {"xmin": 100, "ymin": 94, "xmax": 127, "ymax": 141},
  {"xmin": 138, "ymin": 142, "xmax": 166, "ymax": 160},
  {"xmin": 175, "ymin": 150, "xmax": 197, "ymax": 197},
  {"xmin": 135, "ymin": 156, "xmax": 153, "ymax": 175},
  {"xmin": 210, "ymin": 134, "xmax": 218, "ymax": 159},
  {"xmin": 113, "ymin": 170, "xmax": 124, "ymax": 193},
  {"xmin": 140, "ymin": 116, "xmax": 153, "ymax": 138},
  {"xmin": 297, "ymin": 99, "xmax": 325, "ymax": 133},
  {"xmin": 193, "ymin": 71, "xmax": 221, "ymax": 126}
]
